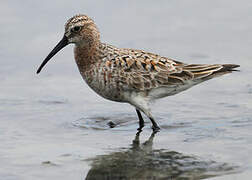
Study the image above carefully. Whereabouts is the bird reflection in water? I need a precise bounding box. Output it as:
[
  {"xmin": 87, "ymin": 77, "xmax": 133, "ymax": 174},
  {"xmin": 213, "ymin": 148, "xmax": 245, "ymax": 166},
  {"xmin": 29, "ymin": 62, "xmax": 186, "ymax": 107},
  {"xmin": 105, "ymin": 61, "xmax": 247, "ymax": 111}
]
[{"xmin": 86, "ymin": 131, "xmax": 237, "ymax": 180}]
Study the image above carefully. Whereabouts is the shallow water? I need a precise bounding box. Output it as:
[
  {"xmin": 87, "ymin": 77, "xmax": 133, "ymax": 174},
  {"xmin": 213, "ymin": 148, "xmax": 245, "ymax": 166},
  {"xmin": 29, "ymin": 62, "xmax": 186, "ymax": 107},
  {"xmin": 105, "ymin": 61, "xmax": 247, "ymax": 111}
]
[{"xmin": 1, "ymin": 0, "xmax": 252, "ymax": 179}]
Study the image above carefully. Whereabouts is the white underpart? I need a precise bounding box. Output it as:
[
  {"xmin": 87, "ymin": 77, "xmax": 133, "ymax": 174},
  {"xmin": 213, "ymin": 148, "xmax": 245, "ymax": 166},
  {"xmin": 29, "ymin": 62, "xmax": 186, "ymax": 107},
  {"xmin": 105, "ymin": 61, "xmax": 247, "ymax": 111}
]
[
  {"xmin": 148, "ymin": 80, "xmax": 198, "ymax": 99},
  {"xmin": 124, "ymin": 79, "xmax": 201, "ymax": 117},
  {"xmin": 124, "ymin": 91, "xmax": 153, "ymax": 118},
  {"xmin": 124, "ymin": 80, "xmax": 201, "ymax": 118}
]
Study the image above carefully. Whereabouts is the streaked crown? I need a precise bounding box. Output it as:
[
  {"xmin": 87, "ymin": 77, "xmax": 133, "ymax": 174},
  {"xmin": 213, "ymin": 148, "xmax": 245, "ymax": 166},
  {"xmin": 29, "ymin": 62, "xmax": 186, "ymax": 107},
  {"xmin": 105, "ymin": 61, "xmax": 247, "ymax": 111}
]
[{"xmin": 64, "ymin": 14, "xmax": 100, "ymax": 45}]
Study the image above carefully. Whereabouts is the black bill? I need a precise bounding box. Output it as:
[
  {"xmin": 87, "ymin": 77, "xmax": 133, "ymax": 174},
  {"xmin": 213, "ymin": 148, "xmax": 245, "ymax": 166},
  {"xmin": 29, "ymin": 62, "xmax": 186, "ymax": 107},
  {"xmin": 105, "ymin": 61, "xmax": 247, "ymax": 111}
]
[{"xmin": 36, "ymin": 35, "xmax": 69, "ymax": 74}]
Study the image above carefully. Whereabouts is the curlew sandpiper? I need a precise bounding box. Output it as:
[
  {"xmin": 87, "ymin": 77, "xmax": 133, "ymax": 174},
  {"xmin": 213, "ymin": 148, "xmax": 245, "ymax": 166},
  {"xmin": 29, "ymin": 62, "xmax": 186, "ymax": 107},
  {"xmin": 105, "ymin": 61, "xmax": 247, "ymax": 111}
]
[{"xmin": 37, "ymin": 14, "xmax": 240, "ymax": 132}]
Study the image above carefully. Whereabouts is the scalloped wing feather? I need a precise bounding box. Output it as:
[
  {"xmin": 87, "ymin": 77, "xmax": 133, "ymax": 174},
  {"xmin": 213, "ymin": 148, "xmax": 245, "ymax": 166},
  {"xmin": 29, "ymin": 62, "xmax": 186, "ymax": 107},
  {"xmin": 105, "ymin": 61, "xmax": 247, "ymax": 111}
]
[{"xmin": 103, "ymin": 47, "xmax": 239, "ymax": 93}]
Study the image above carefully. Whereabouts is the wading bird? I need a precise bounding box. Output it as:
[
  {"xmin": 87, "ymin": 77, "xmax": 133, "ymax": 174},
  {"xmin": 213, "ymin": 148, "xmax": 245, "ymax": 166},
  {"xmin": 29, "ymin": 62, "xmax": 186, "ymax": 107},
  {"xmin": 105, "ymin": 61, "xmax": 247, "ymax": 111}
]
[{"xmin": 37, "ymin": 15, "xmax": 239, "ymax": 132}]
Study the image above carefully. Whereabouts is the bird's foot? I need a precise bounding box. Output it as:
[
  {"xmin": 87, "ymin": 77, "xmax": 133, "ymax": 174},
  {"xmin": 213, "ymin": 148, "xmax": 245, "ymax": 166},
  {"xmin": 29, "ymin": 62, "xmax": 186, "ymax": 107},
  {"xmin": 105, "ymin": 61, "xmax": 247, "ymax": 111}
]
[
  {"xmin": 136, "ymin": 126, "xmax": 143, "ymax": 135},
  {"xmin": 137, "ymin": 125, "xmax": 144, "ymax": 131},
  {"xmin": 136, "ymin": 129, "xmax": 142, "ymax": 136},
  {"xmin": 152, "ymin": 125, "xmax": 160, "ymax": 133}
]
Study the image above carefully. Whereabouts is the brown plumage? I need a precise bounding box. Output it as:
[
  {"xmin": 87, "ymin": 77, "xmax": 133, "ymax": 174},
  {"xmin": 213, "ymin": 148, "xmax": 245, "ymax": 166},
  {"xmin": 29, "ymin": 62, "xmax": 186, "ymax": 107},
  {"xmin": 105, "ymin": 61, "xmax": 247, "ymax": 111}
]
[{"xmin": 37, "ymin": 14, "xmax": 240, "ymax": 132}]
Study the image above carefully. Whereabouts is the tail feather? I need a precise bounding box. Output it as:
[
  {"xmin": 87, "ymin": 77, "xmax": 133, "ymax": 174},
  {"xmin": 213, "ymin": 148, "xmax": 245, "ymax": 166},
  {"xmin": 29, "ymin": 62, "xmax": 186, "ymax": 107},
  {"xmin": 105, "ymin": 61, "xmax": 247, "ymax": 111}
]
[
  {"xmin": 183, "ymin": 64, "xmax": 240, "ymax": 81},
  {"xmin": 218, "ymin": 64, "xmax": 240, "ymax": 72},
  {"xmin": 208, "ymin": 64, "xmax": 240, "ymax": 79}
]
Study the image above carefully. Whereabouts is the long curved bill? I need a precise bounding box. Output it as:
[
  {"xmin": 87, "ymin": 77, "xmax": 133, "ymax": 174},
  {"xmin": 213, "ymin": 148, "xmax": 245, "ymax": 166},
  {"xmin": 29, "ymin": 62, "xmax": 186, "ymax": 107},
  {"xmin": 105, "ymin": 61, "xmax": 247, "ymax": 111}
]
[{"xmin": 36, "ymin": 35, "xmax": 68, "ymax": 74}]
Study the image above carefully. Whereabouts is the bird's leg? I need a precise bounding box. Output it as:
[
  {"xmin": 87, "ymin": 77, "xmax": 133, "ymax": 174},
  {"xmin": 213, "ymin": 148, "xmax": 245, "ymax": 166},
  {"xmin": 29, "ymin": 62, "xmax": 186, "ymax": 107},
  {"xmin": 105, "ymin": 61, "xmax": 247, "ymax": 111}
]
[
  {"xmin": 149, "ymin": 117, "xmax": 160, "ymax": 132},
  {"xmin": 136, "ymin": 109, "xmax": 144, "ymax": 131},
  {"xmin": 131, "ymin": 97, "xmax": 159, "ymax": 132}
]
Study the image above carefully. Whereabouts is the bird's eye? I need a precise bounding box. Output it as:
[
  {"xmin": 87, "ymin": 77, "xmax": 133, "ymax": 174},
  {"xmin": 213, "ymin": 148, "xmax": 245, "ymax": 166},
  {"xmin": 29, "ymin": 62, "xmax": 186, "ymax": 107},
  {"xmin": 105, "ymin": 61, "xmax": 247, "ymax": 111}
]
[{"xmin": 72, "ymin": 26, "xmax": 81, "ymax": 32}]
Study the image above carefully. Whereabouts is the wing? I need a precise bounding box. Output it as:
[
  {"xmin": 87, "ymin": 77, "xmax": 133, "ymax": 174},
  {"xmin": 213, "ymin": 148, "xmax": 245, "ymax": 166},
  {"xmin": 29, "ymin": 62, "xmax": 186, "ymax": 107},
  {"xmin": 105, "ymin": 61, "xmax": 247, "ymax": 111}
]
[
  {"xmin": 104, "ymin": 47, "xmax": 239, "ymax": 91},
  {"xmin": 104, "ymin": 48, "xmax": 184, "ymax": 91}
]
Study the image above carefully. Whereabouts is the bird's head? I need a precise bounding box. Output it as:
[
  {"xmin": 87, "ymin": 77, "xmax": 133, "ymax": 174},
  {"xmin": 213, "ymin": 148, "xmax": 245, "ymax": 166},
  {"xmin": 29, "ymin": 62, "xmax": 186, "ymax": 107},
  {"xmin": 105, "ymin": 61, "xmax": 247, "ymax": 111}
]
[{"xmin": 37, "ymin": 14, "xmax": 100, "ymax": 74}]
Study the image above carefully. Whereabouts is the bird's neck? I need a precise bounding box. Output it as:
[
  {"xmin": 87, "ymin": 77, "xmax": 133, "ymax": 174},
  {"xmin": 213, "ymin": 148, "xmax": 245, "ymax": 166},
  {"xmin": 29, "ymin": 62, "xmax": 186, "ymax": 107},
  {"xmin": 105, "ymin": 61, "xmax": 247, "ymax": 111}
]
[{"xmin": 74, "ymin": 39, "xmax": 102, "ymax": 73}]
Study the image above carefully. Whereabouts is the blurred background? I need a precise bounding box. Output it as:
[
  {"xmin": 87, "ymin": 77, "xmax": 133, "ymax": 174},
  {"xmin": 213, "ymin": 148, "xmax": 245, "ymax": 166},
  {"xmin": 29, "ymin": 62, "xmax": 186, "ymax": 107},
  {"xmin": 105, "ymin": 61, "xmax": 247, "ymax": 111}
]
[{"xmin": 0, "ymin": 0, "xmax": 252, "ymax": 179}]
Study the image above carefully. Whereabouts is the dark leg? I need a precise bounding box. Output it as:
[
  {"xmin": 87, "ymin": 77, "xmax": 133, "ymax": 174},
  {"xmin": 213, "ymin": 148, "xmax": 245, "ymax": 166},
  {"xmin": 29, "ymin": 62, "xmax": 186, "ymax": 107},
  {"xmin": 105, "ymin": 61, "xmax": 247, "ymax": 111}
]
[
  {"xmin": 149, "ymin": 117, "xmax": 160, "ymax": 132},
  {"xmin": 136, "ymin": 109, "xmax": 144, "ymax": 131}
]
